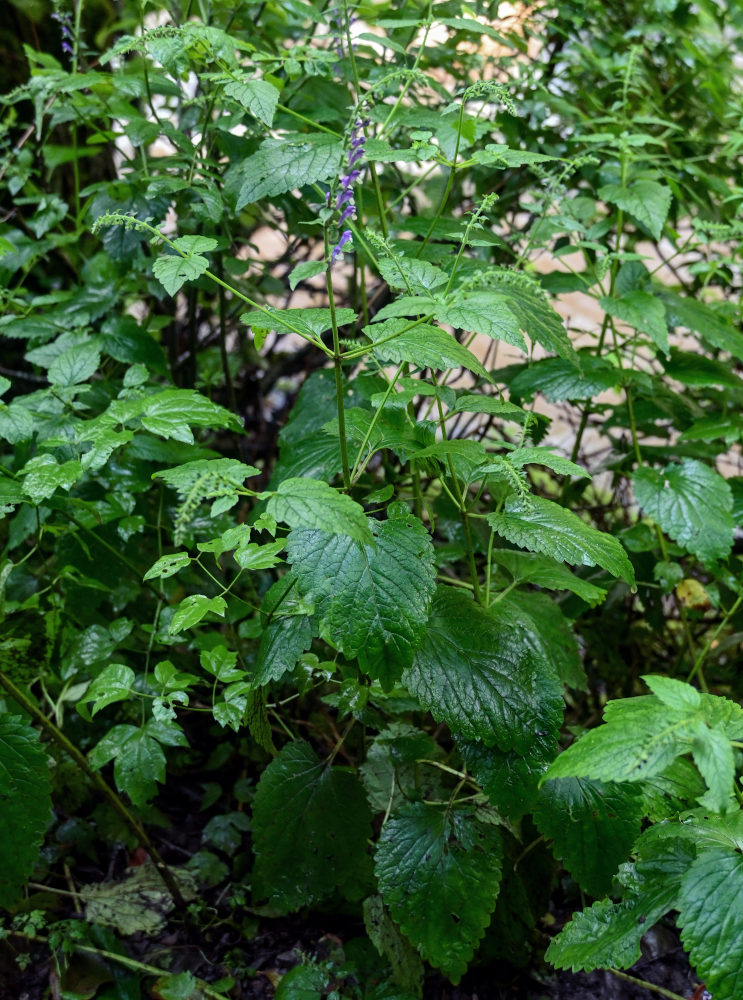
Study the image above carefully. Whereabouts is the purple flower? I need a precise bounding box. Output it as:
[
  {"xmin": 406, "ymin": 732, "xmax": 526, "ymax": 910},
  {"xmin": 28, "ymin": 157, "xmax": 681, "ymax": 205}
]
[
  {"xmin": 328, "ymin": 118, "xmax": 369, "ymax": 266},
  {"xmin": 330, "ymin": 230, "xmax": 353, "ymax": 264},
  {"xmin": 52, "ymin": 9, "xmax": 74, "ymax": 59}
]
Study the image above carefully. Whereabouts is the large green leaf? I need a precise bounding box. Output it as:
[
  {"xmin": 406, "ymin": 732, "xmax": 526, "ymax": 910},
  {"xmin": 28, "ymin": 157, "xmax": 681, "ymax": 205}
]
[
  {"xmin": 365, "ymin": 320, "xmax": 489, "ymax": 379},
  {"xmin": 267, "ymin": 477, "xmax": 373, "ymax": 544},
  {"xmin": 286, "ymin": 512, "xmax": 436, "ymax": 686},
  {"xmin": 47, "ymin": 341, "xmax": 101, "ymax": 386},
  {"xmin": 661, "ymin": 290, "xmax": 743, "ymax": 361},
  {"xmin": 487, "ymin": 274, "xmax": 576, "ymax": 361},
  {"xmin": 487, "ymin": 496, "xmax": 635, "ymax": 586},
  {"xmin": 0, "ymin": 716, "xmax": 52, "ymax": 906},
  {"xmin": 251, "ymin": 740, "xmax": 371, "ymax": 912},
  {"xmin": 508, "ymin": 356, "xmax": 620, "ymax": 402},
  {"xmin": 545, "ymin": 678, "xmax": 743, "ymax": 793},
  {"xmin": 223, "ymin": 77, "xmax": 278, "ymax": 125},
  {"xmin": 460, "ymin": 736, "xmax": 554, "ymax": 822},
  {"xmin": 599, "ymin": 180, "xmax": 671, "ymax": 240},
  {"xmin": 546, "ymin": 839, "xmax": 693, "ymax": 973},
  {"xmin": 678, "ymin": 847, "xmax": 743, "ymax": 1000},
  {"xmin": 230, "ymin": 134, "xmax": 343, "ymax": 209},
  {"xmin": 434, "ymin": 292, "xmax": 526, "ymax": 351},
  {"xmin": 402, "ymin": 587, "xmax": 563, "ymax": 751},
  {"xmin": 375, "ymin": 803, "xmax": 503, "ymax": 983},
  {"xmin": 489, "ymin": 549, "xmax": 607, "ymax": 607},
  {"xmin": 535, "ymin": 778, "xmax": 644, "ymax": 896},
  {"xmin": 633, "ymin": 459, "xmax": 734, "ymax": 563}
]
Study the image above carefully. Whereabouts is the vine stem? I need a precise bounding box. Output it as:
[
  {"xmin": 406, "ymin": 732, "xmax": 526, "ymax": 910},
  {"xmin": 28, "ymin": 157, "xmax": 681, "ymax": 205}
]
[
  {"xmin": 607, "ymin": 968, "xmax": 688, "ymax": 1000},
  {"xmin": 0, "ymin": 672, "xmax": 187, "ymax": 910},
  {"xmin": 687, "ymin": 590, "xmax": 743, "ymax": 685}
]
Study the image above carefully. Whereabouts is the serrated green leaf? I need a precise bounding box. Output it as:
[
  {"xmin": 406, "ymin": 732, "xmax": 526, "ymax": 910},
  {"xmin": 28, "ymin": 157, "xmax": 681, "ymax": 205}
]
[
  {"xmin": 678, "ymin": 847, "xmax": 743, "ymax": 1000},
  {"xmin": 547, "ymin": 838, "xmax": 693, "ymax": 972},
  {"xmin": 487, "ymin": 496, "xmax": 635, "ymax": 586},
  {"xmin": 599, "ymin": 291, "xmax": 669, "ymax": 355},
  {"xmin": 232, "ymin": 134, "xmax": 342, "ymax": 210},
  {"xmin": 233, "ymin": 540, "xmax": 286, "ymax": 570},
  {"xmin": 377, "ymin": 257, "xmax": 447, "ymax": 294},
  {"xmin": 507, "ymin": 447, "xmax": 589, "ymax": 479},
  {"xmin": 267, "ymin": 477, "xmax": 372, "ymax": 543},
  {"xmin": 460, "ymin": 737, "xmax": 554, "ymax": 821},
  {"xmin": 633, "ymin": 459, "xmax": 733, "ymax": 563},
  {"xmin": 365, "ymin": 320, "xmax": 489, "ymax": 379},
  {"xmin": 402, "ymin": 587, "xmax": 563, "ymax": 751},
  {"xmin": 171, "ymin": 236, "xmax": 218, "ymax": 256},
  {"xmin": 487, "ymin": 275, "xmax": 576, "ymax": 361},
  {"xmin": 535, "ymin": 778, "xmax": 644, "ymax": 896},
  {"xmin": 375, "ymin": 803, "xmax": 503, "ymax": 983},
  {"xmin": 223, "ymin": 77, "xmax": 278, "ymax": 125},
  {"xmin": 690, "ymin": 721, "xmax": 735, "ymax": 812},
  {"xmin": 509, "ymin": 356, "xmax": 620, "ymax": 402},
  {"xmin": 20, "ymin": 456, "xmax": 83, "ymax": 503},
  {"xmin": 0, "ymin": 716, "xmax": 52, "ymax": 906},
  {"xmin": 140, "ymin": 390, "xmax": 241, "ymax": 443},
  {"xmin": 47, "ymin": 341, "xmax": 101, "ymax": 386},
  {"xmin": 489, "ymin": 549, "xmax": 607, "ymax": 606},
  {"xmin": 240, "ymin": 306, "xmax": 356, "ymax": 340},
  {"xmin": 434, "ymin": 292, "xmax": 526, "ymax": 351},
  {"xmin": 80, "ymin": 664, "xmax": 135, "ymax": 717},
  {"xmin": 599, "ymin": 180, "xmax": 671, "ymax": 240},
  {"xmin": 169, "ymin": 594, "xmax": 227, "ymax": 634},
  {"xmin": 144, "ymin": 552, "xmax": 191, "ymax": 581},
  {"xmin": 251, "ymin": 740, "xmax": 371, "ymax": 912},
  {"xmin": 287, "ymin": 513, "xmax": 435, "ymax": 687},
  {"xmin": 0, "ymin": 403, "xmax": 34, "ymax": 444},
  {"xmin": 153, "ymin": 251, "xmax": 210, "ymax": 296}
]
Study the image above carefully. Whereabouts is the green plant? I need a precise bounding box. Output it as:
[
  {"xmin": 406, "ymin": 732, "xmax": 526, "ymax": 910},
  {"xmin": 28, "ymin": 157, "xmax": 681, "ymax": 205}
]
[{"xmin": 1, "ymin": 1, "xmax": 743, "ymax": 997}]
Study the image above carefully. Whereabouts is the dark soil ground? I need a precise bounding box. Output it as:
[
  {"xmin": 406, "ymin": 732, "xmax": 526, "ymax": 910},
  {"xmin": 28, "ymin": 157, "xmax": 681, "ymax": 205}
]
[{"xmin": 0, "ymin": 909, "xmax": 704, "ymax": 1000}]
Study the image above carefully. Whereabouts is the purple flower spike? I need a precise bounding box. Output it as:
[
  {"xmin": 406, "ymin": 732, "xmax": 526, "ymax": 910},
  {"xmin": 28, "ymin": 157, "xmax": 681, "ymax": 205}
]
[
  {"xmin": 331, "ymin": 230, "xmax": 353, "ymax": 265},
  {"xmin": 338, "ymin": 204, "xmax": 356, "ymax": 225}
]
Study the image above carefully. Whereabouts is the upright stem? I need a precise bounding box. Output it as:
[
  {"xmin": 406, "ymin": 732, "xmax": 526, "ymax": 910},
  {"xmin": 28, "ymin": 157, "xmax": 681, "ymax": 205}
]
[
  {"xmin": 325, "ymin": 236, "xmax": 352, "ymax": 490},
  {"xmin": 0, "ymin": 671, "xmax": 187, "ymax": 909}
]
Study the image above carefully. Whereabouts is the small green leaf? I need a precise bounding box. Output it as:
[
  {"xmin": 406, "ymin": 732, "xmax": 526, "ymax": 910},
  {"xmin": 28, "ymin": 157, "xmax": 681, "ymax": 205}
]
[
  {"xmin": 47, "ymin": 341, "xmax": 101, "ymax": 386},
  {"xmin": 599, "ymin": 180, "xmax": 671, "ymax": 240},
  {"xmin": 200, "ymin": 645, "xmax": 243, "ymax": 682},
  {"xmin": 251, "ymin": 740, "xmax": 371, "ymax": 912},
  {"xmin": 169, "ymin": 595, "xmax": 227, "ymax": 634},
  {"xmin": 599, "ymin": 291, "xmax": 669, "ymax": 355},
  {"xmin": 153, "ymin": 251, "xmax": 210, "ymax": 296},
  {"xmin": 267, "ymin": 477, "xmax": 372, "ymax": 544},
  {"xmin": 288, "ymin": 260, "xmax": 327, "ymax": 291},
  {"xmin": 144, "ymin": 552, "xmax": 191, "ymax": 581},
  {"xmin": 376, "ymin": 802, "xmax": 503, "ymax": 983},
  {"xmin": 223, "ymin": 78, "xmax": 279, "ymax": 125},
  {"xmin": 487, "ymin": 495, "xmax": 635, "ymax": 586},
  {"xmin": 489, "ymin": 550, "xmax": 606, "ymax": 606},
  {"xmin": 89, "ymin": 724, "xmax": 167, "ymax": 805},
  {"xmin": 20, "ymin": 456, "xmax": 83, "ymax": 503},
  {"xmin": 507, "ymin": 447, "xmax": 589, "ymax": 479},
  {"xmin": 0, "ymin": 716, "xmax": 52, "ymax": 906},
  {"xmin": 633, "ymin": 459, "xmax": 734, "ymax": 563},
  {"xmin": 233, "ymin": 540, "xmax": 286, "ymax": 570},
  {"xmin": 80, "ymin": 664, "xmax": 135, "ymax": 717}
]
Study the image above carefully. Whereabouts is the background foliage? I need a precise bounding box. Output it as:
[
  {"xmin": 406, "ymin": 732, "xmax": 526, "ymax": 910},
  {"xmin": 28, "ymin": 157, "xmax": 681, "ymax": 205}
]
[{"xmin": 2, "ymin": 0, "xmax": 743, "ymax": 997}]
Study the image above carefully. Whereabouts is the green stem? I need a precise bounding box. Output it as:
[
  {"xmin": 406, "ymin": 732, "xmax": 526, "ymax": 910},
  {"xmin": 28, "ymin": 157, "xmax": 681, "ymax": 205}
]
[
  {"xmin": 350, "ymin": 363, "xmax": 404, "ymax": 482},
  {"xmin": 417, "ymin": 100, "xmax": 466, "ymax": 255},
  {"xmin": 607, "ymin": 968, "xmax": 687, "ymax": 1000},
  {"xmin": 0, "ymin": 672, "xmax": 187, "ymax": 909},
  {"xmin": 688, "ymin": 592, "xmax": 743, "ymax": 685},
  {"xmin": 325, "ymin": 234, "xmax": 352, "ymax": 490}
]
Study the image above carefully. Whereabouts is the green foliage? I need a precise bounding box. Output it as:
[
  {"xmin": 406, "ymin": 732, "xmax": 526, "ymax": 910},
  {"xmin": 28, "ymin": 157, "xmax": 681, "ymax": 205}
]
[
  {"xmin": 3, "ymin": 0, "xmax": 743, "ymax": 991},
  {"xmin": 0, "ymin": 716, "xmax": 52, "ymax": 906}
]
